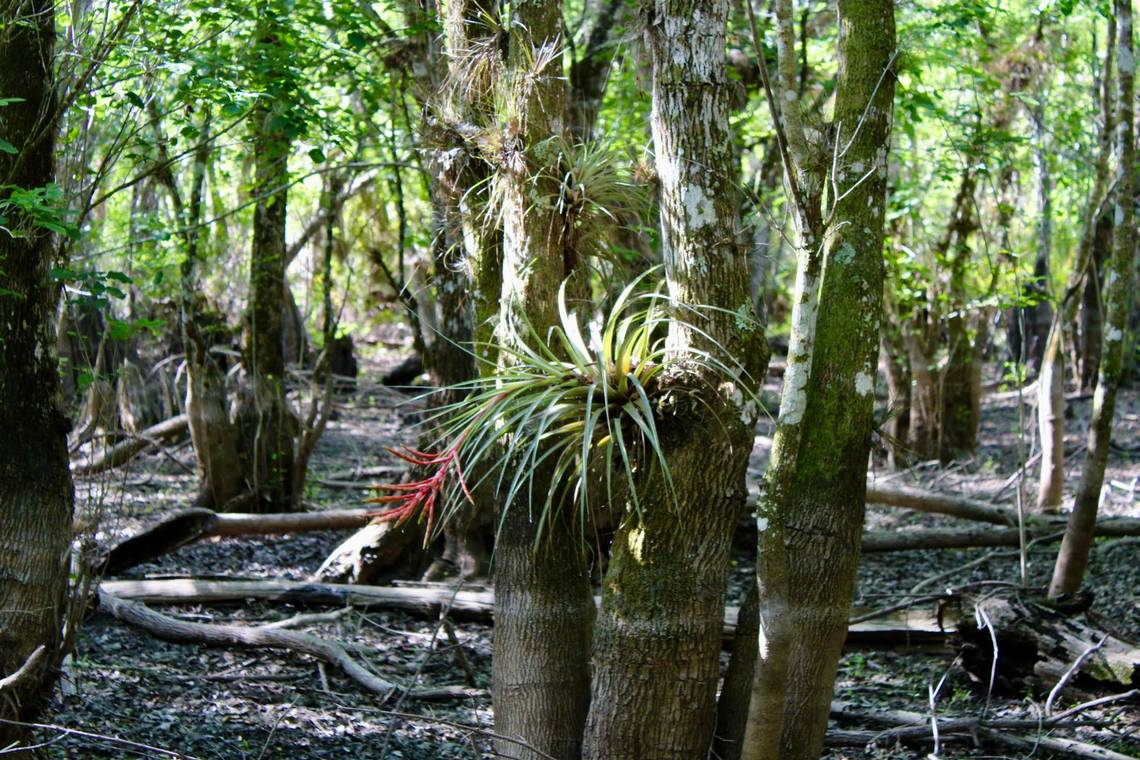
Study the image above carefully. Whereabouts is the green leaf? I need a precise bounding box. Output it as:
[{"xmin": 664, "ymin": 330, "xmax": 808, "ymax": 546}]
[
  {"xmin": 308, "ymin": 147, "xmax": 326, "ymax": 164},
  {"xmin": 0, "ymin": 138, "xmax": 18, "ymax": 155}
]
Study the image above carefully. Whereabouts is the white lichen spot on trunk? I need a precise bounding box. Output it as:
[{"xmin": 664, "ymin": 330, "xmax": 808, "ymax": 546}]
[
  {"xmin": 626, "ymin": 524, "xmax": 646, "ymax": 563},
  {"xmin": 855, "ymin": 371, "xmax": 874, "ymax": 396},
  {"xmin": 834, "ymin": 241, "xmax": 856, "ymax": 265},
  {"xmin": 683, "ymin": 184, "xmax": 715, "ymax": 229},
  {"xmin": 1105, "ymin": 325, "xmax": 1124, "ymax": 342},
  {"xmin": 1120, "ymin": 43, "xmax": 1135, "ymax": 74}
]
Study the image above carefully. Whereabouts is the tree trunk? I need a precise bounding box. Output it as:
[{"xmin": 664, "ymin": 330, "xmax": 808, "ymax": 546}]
[
  {"xmin": 903, "ymin": 320, "xmax": 939, "ymax": 461},
  {"xmin": 239, "ymin": 0, "xmax": 297, "ymax": 512},
  {"xmin": 880, "ymin": 316, "xmax": 911, "ymax": 469},
  {"xmin": 736, "ymin": 0, "xmax": 896, "ymax": 757},
  {"xmin": 0, "ymin": 1, "xmax": 74, "ymax": 747},
  {"xmin": 771, "ymin": 4, "xmax": 895, "ymax": 754},
  {"xmin": 1036, "ymin": 323, "xmax": 1065, "ymax": 512},
  {"xmin": 491, "ymin": 1, "xmax": 595, "ymax": 756},
  {"xmin": 567, "ymin": 0, "xmax": 627, "ymax": 141},
  {"xmin": 581, "ymin": 0, "xmax": 766, "ymax": 753},
  {"xmin": 938, "ymin": 172, "xmax": 980, "ymax": 461},
  {"xmin": 1080, "ymin": 212, "xmax": 1112, "ymax": 390},
  {"xmin": 1049, "ymin": 0, "xmax": 1135, "ymax": 599}
]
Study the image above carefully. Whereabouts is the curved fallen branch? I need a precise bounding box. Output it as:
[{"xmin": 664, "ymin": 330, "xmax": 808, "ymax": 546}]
[
  {"xmin": 72, "ymin": 415, "xmax": 190, "ymax": 476},
  {"xmin": 97, "ymin": 589, "xmax": 397, "ymax": 699}
]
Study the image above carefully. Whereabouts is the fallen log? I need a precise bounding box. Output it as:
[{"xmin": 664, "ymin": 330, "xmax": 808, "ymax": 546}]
[
  {"xmin": 862, "ymin": 518, "xmax": 1140, "ymax": 552},
  {"xmin": 96, "ymin": 507, "xmax": 377, "ymax": 574},
  {"xmin": 99, "ymin": 578, "xmax": 951, "ymax": 649},
  {"xmin": 865, "ymin": 482, "xmax": 1021, "ymax": 526},
  {"xmin": 72, "ymin": 414, "xmax": 190, "ymax": 476}
]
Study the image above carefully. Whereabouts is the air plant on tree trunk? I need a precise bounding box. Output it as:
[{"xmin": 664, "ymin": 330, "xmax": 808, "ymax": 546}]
[{"xmin": 366, "ymin": 269, "xmax": 758, "ymax": 547}]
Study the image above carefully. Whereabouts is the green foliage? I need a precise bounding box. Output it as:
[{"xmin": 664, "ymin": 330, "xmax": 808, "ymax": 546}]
[{"xmin": 0, "ymin": 184, "xmax": 78, "ymax": 240}]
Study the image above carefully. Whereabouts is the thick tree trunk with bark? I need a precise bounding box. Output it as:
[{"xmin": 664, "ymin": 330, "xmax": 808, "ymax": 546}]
[
  {"xmin": 1049, "ymin": 0, "xmax": 1135, "ymax": 599},
  {"xmin": 0, "ymin": 2, "xmax": 74, "ymax": 747},
  {"xmin": 490, "ymin": 1, "xmax": 595, "ymax": 757},
  {"xmin": 581, "ymin": 0, "xmax": 766, "ymax": 754},
  {"xmin": 238, "ymin": 0, "xmax": 297, "ymax": 512},
  {"xmin": 769, "ymin": 4, "xmax": 895, "ymax": 754}
]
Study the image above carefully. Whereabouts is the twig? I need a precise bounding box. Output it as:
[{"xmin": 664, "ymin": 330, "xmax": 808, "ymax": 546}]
[
  {"xmin": 1051, "ymin": 689, "xmax": 1140, "ymax": 722},
  {"xmin": 0, "ymin": 718, "xmax": 194, "ymax": 759},
  {"xmin": 0, "ymin": 646, "xmax": 45, "ymax": 694},
  {"xmin": 443, "ymin": 619, "xmax": 477, "ymax": 687},
  {"xmin": 258, "ymin": 608, "xmax": 351, "ymax": 631},
  {"xmin": 1045, "ymin": 635, "xmax": 1109, "ymax": 717}
]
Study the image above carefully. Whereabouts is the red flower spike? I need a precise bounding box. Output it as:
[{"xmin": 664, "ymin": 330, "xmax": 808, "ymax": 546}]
[
  {"xmin": 365, "ymin": 392, "xmax": 503, "ymax": 546},
  {"xmin": 365, "ymin": 438, "xmax": 474, "ymax": 546}
]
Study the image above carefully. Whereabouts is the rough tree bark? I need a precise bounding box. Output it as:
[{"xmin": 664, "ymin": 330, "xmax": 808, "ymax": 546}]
[
  {"xmin": 1049, "ymin": 0, "xmax": 1135, "ymax": 599},
  {"xmin": 580, "ymin": 0, "xmax": 767, "ymax": 754},
  {"xmin": 0, "ymin": 0, "xmax": 74, "ymax": 747},
  {"xmin": 490, "ymin": 1, "xmax": 595, "ymax": 757}
]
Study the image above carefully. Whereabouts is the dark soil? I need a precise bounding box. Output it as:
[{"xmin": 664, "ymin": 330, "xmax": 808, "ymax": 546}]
[{"xmin": 39, "ymin": 361, "xmax": 1140, "ymax": 759}]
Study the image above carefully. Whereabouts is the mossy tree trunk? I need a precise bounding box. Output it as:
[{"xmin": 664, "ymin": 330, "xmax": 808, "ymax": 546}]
[
  {"xmin": 726, "ymin": 1, "xmax": 896, "ymax": 758},
  {"xmin": 1049, "ymin": 0, "xmax": 1135, "ymax": 599},
  {"xmin": 0, "ymin": 1, "xmax": 74, "ymax": 747},
  {"xmin": 580, "ymin": 0, "xmax": 767, "ymax": 754},
  {"xmin": 490, "ymin": 0, "xmax": 595, "ymax": 757}
]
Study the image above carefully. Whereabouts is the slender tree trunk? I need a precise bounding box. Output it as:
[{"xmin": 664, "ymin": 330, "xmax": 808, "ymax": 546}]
[
  {"xmin": 1037, "ymin": 18, "xmax": 1117, "ymax": 517},
  {"xmin": 903, "ymin": 319, "xmax": 939, "ymax": 460},
  {"xmin": 151, "ymin": 104, "xmax": 246, "ymax": 509},
  {"xmin": 1080, "ymin": 214, "xmax": 1112, "ymax": 389},
  {"xmin": 491, "ymin": 2, "xmax": 594, "ymax": 757},
  {"xmin": 581, "ymin": 0, "xmax": 766, "ymax": 753},
  {"xmin": 880, "ymin": 325, "xmax": 911, "ymax": 469},
  {"xmin": 1036, "ymin": 322, "xmax": 1065, "ymax": 512},
  {"xmin": 730, "ymin": 1, "xmax": 895, "ymax": 757},
  {"xmin": 0, "ymin": 1, "xmax": 74, "ymax": 747},
  {"xmin": 1049, "ymin": 0, "xmax": 1135, "ymax": 599},
  {"xmin": 239, "ymin": 0, "xmax": 297, "ymax": 512}
]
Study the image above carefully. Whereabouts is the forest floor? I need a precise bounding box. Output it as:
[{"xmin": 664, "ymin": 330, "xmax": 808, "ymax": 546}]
[{"xmin": 37, "ymin": 353, "xmax": 1140, "ymax": 759}]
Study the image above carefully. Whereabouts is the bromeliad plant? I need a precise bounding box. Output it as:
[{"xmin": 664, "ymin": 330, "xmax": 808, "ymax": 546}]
[{"xmin": 367, "ymin": 270, "xmax": 755, "ymax": 546}]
